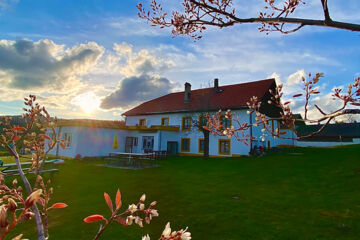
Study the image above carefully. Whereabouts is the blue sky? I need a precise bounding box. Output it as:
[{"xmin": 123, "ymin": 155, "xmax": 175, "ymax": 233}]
[{"xmin": 0, "ymin": 0, "xmax": 359, "ymax": 120}]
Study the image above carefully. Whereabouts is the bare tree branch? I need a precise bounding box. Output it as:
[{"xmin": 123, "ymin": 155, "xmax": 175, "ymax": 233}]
[{"xmin": 137, "ymin": 0, "xmax": 360, "ymax": 40}]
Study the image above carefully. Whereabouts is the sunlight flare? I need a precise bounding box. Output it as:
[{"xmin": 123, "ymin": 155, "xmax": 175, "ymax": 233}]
[{"xmin": 72, "ymin": 92, "xmax": 101, "ymax": 114}]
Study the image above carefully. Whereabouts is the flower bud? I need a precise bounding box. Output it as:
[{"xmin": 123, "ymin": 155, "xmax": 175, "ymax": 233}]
[
  {"xmin": 36, "ymin": 175, "xmax": 43, "ymax": 184},
  {"xmin": 142, "ymin": 234, "xmax": 150, "ymax": 240},
  {"xmin": 23, "ymin": 211, "xmax": 35, "ymax": 220},
  {"xmin": 25, "ymin": 189, "xmax": 42, "ymax": 208},
  {"xmin": 140, "ymin": 194, "xmax": 146, "ymax": 202},
  {"xmin": 7, "ymin": 198, "xmax": 17, "ymax": 212},
  {"xmin": 162, "ymin": 222, "xmax": 171, "ymax": 237},
  {"xmin": 149, "ymin": 201, "xmax": 157, "ymax": 207},
  {"xmin": 139, "ymin": 203, "xmax": 145, "ymax": 210},
  {"xmin": 0, "ymin": 206, "xmax": 8, "ymax": 228},
  {"xmin": 126, "ymin": 215, "xmax": 135, "ymax": 225},
  {"xmin": 150, "ymin": 209, "xmax": 159, "ymax": 217}
]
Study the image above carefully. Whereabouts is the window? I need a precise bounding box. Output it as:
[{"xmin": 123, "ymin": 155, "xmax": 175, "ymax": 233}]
[
  {"xmin": 139, "ymin": 119, "xmax": 146, "ymax": 126},
  {"xmin": 198, "ymin": 115, "xmax": 208, "ymax": 130},
  {"xmin": 161, "ymin": 117, "xmax": 169, "ymax": 126},
  {"xmin": 182, "ymin": 116, "xmax": 192, "ymax": 131},
  {"xmin": 198, "ymin": 138, "xmax": 205, "ymax": 153},
  {"xmin": 64, "ymin": 133, "xmax": 72, "ymax": 148},
  {"xmin": 220, "ymin": 115, "xmax": 231, "ymax": 129},
  {"xmin": 181, "ymin": 138, "xmax": 190, "ymax": 152},
  {"xmin": 142, "ymin": 136, "xmax": 154, "ymax": 151},
  {"xmin": 218, "ymin": 139, "xmax": 230, "ymax": 155}
]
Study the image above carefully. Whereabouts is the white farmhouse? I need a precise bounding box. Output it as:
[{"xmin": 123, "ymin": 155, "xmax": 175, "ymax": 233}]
[{"xmin": 48, "ymin": 78, "xmax": 295, "ymax": 158}]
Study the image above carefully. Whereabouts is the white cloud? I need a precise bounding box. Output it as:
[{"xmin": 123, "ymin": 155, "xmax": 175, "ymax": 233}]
[
  {"xmin": 268, "ymin": 72, "xmax": 281, "ymax": 85},
  {"xmin": 287, "ymin": 69, "xmax": 306, "ymax": 86},
  {"xmin": 0, "ymin": 39, "xmax": 104, "ymax": 93}
]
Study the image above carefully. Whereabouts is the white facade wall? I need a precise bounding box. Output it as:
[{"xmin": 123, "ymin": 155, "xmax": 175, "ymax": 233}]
[
  {"xmin": 125, "ymin": 110, "xmax": 294, "ymax": 156},
  {"xmin": 47, "ymin": 127, "xmax": 128, "ymax": 158},
  {"xmin": 46, "ymin": 111, "xmax": 296, "ymax": 158}
]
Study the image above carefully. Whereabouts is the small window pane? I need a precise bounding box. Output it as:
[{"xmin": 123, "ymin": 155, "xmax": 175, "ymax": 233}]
[
  {"xmin": 199, "ymin": 139, "xmax": 204, "ymax": 152},
  {"xmin": 162, "ymin": 118, "xmax": 169, "ymax": 126},
  {"xmin": 221, "ymin": 116, "xmax": 230, "ymax": 129},
  {"xmin": 64, "ymin": 133, "xmax": 72, "ymax": 147},
  {"xmin": 219, "ymin": 140, "xmax": 230, "ymax": 154},
  {"xmin": 183, "ymin": 117, "xmax": 191, "ymax": 130},
  {"xmin": 139, "ymin": 119, "xmax": 146, "ymax": 126},
  {"xmin": 181, "ymin": 139, "xmax": 190, "ymax": 152}
]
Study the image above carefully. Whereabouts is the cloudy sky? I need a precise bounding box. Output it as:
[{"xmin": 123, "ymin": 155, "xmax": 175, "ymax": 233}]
[{"xmin": 0, "ymin": 0, "xmax": 359, "ymax": 120}]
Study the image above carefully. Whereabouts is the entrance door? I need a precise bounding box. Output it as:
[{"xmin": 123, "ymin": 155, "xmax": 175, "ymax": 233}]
[
  {"xmin": 167, "ymin": 141, "xmax": 178, "ymax": 155},
  {"xmin": 125, "ymin": 137, "xmax": 138, "ymax": 153},
  {"xmin": 142, "ymin": 136, "xmax": 154, "ymax": 153}
]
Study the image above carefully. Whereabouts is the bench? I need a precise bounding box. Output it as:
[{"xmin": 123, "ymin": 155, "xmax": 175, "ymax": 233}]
[{"xmin": 0, "ymin": 160, "xmax": 59, "ymax": 177}]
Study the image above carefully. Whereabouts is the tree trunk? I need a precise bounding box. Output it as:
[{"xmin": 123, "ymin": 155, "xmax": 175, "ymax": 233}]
[{"xmin": 203, "ymin": 130, "xmax": 209, "ymax": 159}]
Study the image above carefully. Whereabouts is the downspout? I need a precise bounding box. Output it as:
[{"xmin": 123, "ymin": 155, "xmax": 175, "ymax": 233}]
[
  {"xmin": 55, "ymin": 126, "xmax": 62, "ymax": 158},
  {"xmin": 249, "ymin": 111, "xmax": 253, "ymax": 154},
  {"xmin": 158, "ymin": 131, "xmax": 162, "ymax": 150}
]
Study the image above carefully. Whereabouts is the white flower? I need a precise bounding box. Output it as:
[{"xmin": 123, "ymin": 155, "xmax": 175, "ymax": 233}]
[
  {"xmin": 135, "ymin": 216, "xmax": 143, "ymax": 227},
  {"xmin": 247, "ymin": 110, "xmax": 251, "ymax": 114},
  {"xmin": 142, "ymin": 234, "xmax": 150, "ymax": 240},
  {"xmin": 128, "ymin": 204, "xmax": 137, "ymax": 213},
  {"xmin": 181, "ymin": 231, "xmax": 192, "ymax": 240},
  {"xmin": 162, "ymin": 222, "xmax": 171, "ymax": 237},
  {"xmin": 261, "ymin": 129, "xmax": 266, "ymax": 133}
]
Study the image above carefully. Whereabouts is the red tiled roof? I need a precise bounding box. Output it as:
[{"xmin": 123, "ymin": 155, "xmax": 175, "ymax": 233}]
[{"xmin": 123, "ymin": 79, "xmax": 276, "ymax": 116}]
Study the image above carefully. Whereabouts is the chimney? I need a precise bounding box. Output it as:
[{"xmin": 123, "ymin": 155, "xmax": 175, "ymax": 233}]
[
  {"xmin": 214, "ymin": 78, "xmax": 219, "ymax": 90},
  {"xmin": 214, "ymin": 78, "xmax": 223, "ymax": 93},
  {"xmin": 184, "ymin": 82, "xmax": 191, "ymax": 104}
]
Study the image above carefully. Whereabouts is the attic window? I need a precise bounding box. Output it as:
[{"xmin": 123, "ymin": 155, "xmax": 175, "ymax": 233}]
[
  {"xmin": 161, "ymin": 117, "xmax": 169, "ymax": 126},
  {"xmin": 139, "ymin": 119, "xmax": 146, "ymax": 126}
]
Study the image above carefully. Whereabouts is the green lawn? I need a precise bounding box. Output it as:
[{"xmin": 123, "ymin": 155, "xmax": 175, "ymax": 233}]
[{"xmin": 6, "ymin": 145, "xmax": 360, "ymax": 240}]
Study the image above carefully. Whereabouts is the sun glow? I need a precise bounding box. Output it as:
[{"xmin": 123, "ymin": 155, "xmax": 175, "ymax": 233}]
[{"xmin": 72, "ymin": 92, "xmax": 101, "ymax": 114}]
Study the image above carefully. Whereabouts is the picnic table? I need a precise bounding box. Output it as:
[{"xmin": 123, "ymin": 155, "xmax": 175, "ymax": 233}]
[
  {"xmin": 107, "ymin": 152, "xmax": 155, "ymax": 169},
  {"xmin": 0, "ymin": 159, "xmax": 59, "ymax": 177}
]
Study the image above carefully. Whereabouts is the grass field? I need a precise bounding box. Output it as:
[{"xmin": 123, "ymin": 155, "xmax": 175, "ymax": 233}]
[{"xmin": 6, "ymin": 145, "xmax": 360, "ymax": 240}]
